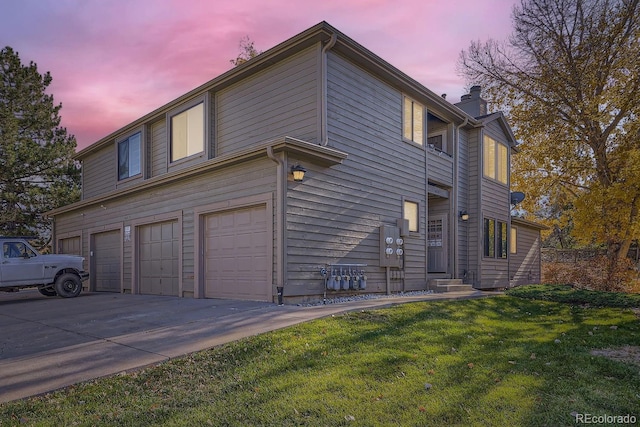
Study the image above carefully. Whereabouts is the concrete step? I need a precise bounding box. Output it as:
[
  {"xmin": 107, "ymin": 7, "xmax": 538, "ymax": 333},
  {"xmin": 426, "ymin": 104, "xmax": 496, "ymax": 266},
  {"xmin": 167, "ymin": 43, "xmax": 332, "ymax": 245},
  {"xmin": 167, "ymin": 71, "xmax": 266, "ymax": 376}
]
[{"xmin": 428, "ymin": 279, "xmax": 474, "ymax": 293}]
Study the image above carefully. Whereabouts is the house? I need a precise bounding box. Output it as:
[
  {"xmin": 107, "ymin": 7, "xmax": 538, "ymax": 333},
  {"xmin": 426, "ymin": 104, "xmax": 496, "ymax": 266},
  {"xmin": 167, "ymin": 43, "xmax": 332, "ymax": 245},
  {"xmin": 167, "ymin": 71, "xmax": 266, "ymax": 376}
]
[{"xmin": 48, "ymin": 22, "xmax": 544, "ymax": 303}]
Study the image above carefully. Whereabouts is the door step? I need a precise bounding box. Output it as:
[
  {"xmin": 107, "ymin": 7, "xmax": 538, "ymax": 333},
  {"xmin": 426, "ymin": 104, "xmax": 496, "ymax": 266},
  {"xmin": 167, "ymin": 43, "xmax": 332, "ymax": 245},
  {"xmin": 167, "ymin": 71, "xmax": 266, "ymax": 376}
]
[{"xmin": 427, "ymin": 279, "xmax": 474, "ymax": 293}]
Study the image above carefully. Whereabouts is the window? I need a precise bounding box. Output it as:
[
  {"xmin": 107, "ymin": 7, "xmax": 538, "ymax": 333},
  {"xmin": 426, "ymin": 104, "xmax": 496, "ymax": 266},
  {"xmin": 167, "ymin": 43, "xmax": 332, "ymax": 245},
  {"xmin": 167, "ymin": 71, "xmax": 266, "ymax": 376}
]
[
  {"xmin": 483, "ymin": 135, "xmax": 508, "ymax": 184},
  {"xmin": 403, "ymin": 200, "xmax": 419, "ymax": 232},
  {"xmin": 3, "ymin": 242, "xmax": 36, "ymax": 258},
  {"xmin": 484, "ymin": 218, "xmax": 508, "ymax": 258},
  {"xmin": 484, "ymin": 218, "xmax": 495, "ymax": 257},
  {"xmin": 510, "ymin": 226, "xmax": 518, "ymax": 254},
  {"xmin": 498, "ymin": 221, "xmax": 508, "ymax": 259},
  {"xmin": 171, "ymin": 102, "xmax": 204, "ymax": 162},
  {"xmin": 403, "ymin": 96, "xmax": 424, "ymax": 145},
  {"xmin": 118, "ymin": 132, "xmax": 141, "ymax": 180}
]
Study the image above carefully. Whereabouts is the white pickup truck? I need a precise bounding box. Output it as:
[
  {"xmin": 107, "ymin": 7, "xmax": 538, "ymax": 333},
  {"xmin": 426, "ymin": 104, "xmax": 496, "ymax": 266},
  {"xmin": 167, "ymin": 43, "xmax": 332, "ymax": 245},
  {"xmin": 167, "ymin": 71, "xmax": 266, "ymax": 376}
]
[{"xmin": 0, "ymin": 237, "xmax": 89, "ymax": 298}]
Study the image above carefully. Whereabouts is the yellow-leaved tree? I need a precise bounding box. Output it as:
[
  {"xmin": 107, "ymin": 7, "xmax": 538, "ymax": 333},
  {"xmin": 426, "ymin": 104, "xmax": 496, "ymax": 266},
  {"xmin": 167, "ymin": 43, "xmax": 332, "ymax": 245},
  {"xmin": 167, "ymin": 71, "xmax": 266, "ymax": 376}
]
[{"xmin": 458, "ymin": 0, "xmax": 640, "ymax": 287}]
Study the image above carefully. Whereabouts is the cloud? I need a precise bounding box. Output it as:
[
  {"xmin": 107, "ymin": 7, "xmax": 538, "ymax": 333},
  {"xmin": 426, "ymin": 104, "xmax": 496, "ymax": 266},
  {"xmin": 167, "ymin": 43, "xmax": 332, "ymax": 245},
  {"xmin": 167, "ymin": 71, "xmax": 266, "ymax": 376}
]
[{"xmin": 1, "ymin": 0, "xmax": 517, "ymax": 150}]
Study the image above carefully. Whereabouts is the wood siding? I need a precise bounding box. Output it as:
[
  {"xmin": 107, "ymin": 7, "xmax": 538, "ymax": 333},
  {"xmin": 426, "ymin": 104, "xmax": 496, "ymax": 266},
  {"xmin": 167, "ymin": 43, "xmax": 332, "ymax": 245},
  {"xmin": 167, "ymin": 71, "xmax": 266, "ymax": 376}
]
[
  {"xmin": 216, "ymin": 46, "xmax": 320, "ymax": 156},
  {"xmin": 479, "ymin": 121, "xmax": 512, "ymax": 288},
  {"xmin": 509, "ymin": 223, "xmax": 542, "ymax": 286},
  {"xmin": 55, "ymin": 158, "xmax": 277, "ymax": 298},
  {"xmin": 285, "ymin": 51, "xmax": 427, "ymax": 299},
  {"xmin": 149, "ymin": 119, "xmax": 168, "ymax": 177},
  {"xmin": 82, "ymin": 145, "xmax": 115, "ymax": 199}
]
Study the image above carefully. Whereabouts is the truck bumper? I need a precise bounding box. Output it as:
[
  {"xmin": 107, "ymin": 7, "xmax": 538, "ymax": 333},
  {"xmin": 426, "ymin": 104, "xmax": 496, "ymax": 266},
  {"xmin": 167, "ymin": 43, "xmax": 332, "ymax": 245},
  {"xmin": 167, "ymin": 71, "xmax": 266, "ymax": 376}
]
[{"xmin": 79, "ymin": 271, "xmax": 90, "ymax": 282}]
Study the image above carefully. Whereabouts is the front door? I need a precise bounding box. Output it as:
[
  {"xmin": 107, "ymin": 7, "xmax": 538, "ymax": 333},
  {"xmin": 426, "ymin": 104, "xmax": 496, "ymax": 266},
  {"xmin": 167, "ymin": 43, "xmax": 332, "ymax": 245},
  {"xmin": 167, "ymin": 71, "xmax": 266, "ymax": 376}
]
[{"xmin": 428, "ymin": 215, "xmax": 448, "ymax": 273}]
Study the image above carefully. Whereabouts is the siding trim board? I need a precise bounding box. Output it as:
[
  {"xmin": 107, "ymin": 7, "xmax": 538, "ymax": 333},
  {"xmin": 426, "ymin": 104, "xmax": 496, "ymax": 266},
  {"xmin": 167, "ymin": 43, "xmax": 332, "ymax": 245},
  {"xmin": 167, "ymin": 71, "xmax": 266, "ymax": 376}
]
[{"xmin": 48, "ymin": 137, "xmax": 346, "ymax": 217}]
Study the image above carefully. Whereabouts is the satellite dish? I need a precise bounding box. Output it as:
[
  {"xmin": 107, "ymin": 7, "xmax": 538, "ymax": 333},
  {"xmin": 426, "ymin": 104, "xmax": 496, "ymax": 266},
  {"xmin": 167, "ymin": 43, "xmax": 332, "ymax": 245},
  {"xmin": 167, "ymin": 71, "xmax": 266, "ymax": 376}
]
[{"xmin": 510, "ymin": 191, "xmax": 526, "ymax": 205}]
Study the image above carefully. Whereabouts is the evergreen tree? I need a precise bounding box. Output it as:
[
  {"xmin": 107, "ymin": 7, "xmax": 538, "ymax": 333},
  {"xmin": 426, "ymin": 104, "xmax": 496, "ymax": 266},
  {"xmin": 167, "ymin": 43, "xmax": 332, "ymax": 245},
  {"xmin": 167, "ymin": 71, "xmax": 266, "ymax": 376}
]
[{"xmin": 0, "ymin": 46, "xmax": 80, "ymax": 240}]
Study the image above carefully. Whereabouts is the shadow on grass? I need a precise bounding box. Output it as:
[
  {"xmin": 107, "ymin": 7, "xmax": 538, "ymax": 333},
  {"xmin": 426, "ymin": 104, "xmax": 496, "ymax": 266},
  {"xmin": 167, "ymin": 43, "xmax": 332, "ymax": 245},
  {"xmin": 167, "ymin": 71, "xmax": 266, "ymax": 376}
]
[{"xmin": 1, "ymin": 295, "xmax": 639, "ymax": 426}]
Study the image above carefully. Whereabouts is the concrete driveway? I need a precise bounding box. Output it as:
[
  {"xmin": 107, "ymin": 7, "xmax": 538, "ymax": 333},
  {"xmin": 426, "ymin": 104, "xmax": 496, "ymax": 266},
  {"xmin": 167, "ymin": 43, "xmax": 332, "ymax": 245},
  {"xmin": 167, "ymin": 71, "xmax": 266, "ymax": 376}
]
[{"xmin": 0, "ymin": 288, "xmax": 491, "ymax": 403}]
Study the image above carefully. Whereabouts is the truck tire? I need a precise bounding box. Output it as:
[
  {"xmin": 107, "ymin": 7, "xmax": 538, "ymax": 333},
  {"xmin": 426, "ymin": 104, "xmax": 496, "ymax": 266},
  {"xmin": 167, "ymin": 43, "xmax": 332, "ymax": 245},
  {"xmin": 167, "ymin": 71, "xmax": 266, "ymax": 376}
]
[
  {"xmin": 54, "ymin": 273, "xmax": 82, "ymax": 298},
  {"xmin": 38, "ymin": 286, "xmax": 57, "ymax": 297}
]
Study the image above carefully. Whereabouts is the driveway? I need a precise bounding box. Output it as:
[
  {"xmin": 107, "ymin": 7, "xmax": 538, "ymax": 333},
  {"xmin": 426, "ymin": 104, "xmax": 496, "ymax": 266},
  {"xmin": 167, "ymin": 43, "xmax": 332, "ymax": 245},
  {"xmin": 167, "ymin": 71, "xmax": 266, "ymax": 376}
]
[{"xmin": 0, "ymin": 288, "xmax": 492, "ymax": 403}]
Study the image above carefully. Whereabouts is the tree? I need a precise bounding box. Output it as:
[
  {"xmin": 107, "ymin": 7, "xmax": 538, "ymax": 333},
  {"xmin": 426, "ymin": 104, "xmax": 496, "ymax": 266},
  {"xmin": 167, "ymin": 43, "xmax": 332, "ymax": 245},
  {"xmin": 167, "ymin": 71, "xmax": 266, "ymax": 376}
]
[
  {"xmin": 458, "ymin": 0, "xmax": 640, "ymax": 281},
  {"xmin": 230, "ymin": 36, "xmax": 261, "ymax": 66},
  {"xmin": 0, "ymin": 46, "xmax": 80, "ymax": 241}
]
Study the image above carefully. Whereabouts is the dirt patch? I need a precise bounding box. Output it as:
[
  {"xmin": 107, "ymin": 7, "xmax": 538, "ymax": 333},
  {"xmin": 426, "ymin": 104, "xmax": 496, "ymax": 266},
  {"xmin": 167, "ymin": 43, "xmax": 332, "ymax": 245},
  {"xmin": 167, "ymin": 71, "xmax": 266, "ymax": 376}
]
[{"xmin": 591, "ymin": 346, "xmax": 640, "ymax": 366}]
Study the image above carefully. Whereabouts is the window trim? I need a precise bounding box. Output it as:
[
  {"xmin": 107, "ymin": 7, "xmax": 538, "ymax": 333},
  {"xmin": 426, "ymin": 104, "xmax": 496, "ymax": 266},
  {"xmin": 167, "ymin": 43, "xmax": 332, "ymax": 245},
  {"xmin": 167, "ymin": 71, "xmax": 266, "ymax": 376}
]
[
  {"xmin": 167, "ymin": 94, "xmax": 209, "ymax": 166},
  {"xmin": 483, "ymin": 135, "xmax": 508, "ymax": 185},
  {"xmin": 115, "ymin": 128, "xmax": 144, "ymax": 183},
  {"xmin": 484, "ymin": 217, "xmax": 508, "ymax": 259},
  {"xmin": 402, "ymin": 198, "xmax": 420, "ymax": 234},
  {"xmin": 402, "ymin": 95, "xmax": 425, "ymax": 146}
]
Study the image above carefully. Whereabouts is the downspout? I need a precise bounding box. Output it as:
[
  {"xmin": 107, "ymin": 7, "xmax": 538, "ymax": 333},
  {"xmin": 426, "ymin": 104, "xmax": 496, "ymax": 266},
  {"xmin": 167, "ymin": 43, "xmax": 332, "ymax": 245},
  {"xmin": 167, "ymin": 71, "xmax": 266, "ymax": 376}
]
[
  {"xmin": 320, "ymin": 33, "xmax": 337, "ymax": 146},
  {"xmin": 267, "ymin": 145, "xmax": 286, "ymax": 304},
  {"xmin": 453, "ymin": 118, "xmax": 468, "ymax": 280}
]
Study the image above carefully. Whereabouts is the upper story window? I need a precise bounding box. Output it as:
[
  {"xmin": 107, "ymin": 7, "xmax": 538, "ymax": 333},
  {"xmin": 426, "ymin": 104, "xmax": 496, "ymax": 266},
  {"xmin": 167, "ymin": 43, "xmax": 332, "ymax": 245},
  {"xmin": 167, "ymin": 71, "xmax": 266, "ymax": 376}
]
[
  {"xmin": 483, "ymin": 135, "xmax": 508, "ymax": 184},
  {"xmin": 171, "ymin": 102, "xmax": 204, "ymax": 162},
  {"xmin": 403, "ymin": 96, "xmax": 424, "ymax": 145},
  {"xmin": 118, "ymin": 132, "xmax": 141, "ymax": 181}
]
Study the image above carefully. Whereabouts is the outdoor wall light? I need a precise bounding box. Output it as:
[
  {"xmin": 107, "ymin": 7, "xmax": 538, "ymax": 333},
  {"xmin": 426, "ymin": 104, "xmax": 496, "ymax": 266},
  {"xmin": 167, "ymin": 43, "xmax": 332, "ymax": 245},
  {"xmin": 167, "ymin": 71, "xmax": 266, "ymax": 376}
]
[
  {"xmin": 291, "ymin": 164, "xmax": 307, "ymax": 182},
  {"xmin": 459, "ymin": 210, "xmax": 469, "ymax": 221}
]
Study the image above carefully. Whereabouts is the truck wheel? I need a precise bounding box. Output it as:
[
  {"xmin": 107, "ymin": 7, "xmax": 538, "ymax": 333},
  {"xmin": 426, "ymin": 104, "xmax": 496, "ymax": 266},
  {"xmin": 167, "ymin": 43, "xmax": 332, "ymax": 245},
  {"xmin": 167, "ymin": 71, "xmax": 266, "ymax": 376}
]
[
  {"xmin": 54, "ymin": 273, "xmax": 82, "ymax": 298},
  {"xmin": 38, "ymin": 287, "xmax": 57, "ymax": 297}
]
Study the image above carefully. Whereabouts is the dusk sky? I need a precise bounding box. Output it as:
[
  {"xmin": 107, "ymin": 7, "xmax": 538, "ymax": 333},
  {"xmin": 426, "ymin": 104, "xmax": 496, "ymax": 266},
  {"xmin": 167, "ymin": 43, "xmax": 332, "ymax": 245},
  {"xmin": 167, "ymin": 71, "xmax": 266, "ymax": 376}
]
[{"xmin": 1, "ymin": 0, "xmax": 518, "ymax": 151}]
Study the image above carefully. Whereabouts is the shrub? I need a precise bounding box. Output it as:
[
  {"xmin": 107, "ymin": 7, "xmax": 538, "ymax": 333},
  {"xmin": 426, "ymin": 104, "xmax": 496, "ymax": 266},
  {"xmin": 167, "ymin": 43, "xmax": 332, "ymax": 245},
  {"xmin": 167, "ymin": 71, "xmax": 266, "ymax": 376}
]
[{"xmin": 542, "ymin": 256, "xmax": 638, "ymax": 293}]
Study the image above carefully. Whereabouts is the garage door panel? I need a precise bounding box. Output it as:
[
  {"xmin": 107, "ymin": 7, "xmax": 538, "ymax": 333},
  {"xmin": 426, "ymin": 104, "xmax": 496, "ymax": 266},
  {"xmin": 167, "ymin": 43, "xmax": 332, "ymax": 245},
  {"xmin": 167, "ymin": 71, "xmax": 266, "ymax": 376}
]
[
  {"xmin": 204, "ymin": 205, "xmax": 270, "ymax": 301},
  {"xmin": 139, "ymin": 220, "xmax": 179, "ymax": 296},
  {"xmin": 93, "ymin": 230, "xmax": 121, "ymax": 292}
]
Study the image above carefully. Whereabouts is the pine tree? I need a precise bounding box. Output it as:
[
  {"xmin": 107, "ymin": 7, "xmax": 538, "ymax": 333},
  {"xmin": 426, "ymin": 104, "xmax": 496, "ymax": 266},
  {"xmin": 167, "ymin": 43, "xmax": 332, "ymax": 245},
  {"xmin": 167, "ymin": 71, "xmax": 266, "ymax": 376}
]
[{"xmin": 0, "ymin": 46, "xmax": 80, "ymax": 241}]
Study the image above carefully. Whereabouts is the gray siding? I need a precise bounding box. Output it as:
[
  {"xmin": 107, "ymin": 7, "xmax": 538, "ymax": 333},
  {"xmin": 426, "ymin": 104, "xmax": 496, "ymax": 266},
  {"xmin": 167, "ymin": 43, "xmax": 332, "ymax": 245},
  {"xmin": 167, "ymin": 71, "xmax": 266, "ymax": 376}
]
[
  {"xmin": 457, "ymin": 128, "xmax": 470, "ymax": 279},
  {"xmin": 56, "ymin": 159, "xmax": 277, "ymax": 297},
  {"xmin": 82, "ymin": 145, "xmax": 115, "ymax": 199},
  {"xmin": 479, "ymin": 120, "xmax": 512, "ymax": 288},
  {"xmin": 285, "ymin": 51, "xmax": 427, "ymax": 298},
  {"xmin": 216, "ymin": 46, "xmax": 320, "ymax": 156},
  {"xmin": 149, "ymin": 119, "xmax": 168, "ymax": 177},
  {"xmin": 428, "ymin": 150, "xmax": 453, "ymax": 186},
  {"xmin": 509, "ymin": 223, "xmax": 542, "ymax": 286},
  {"xmin": 465, "ymin": 129, "xmax": 480, "ymax": 285}
]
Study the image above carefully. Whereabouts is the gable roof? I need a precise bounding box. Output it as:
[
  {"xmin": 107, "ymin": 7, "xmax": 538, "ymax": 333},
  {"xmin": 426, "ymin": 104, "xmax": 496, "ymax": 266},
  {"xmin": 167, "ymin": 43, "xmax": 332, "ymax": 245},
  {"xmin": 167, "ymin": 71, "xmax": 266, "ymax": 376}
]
[
  {"xmin": 476, "ymin": 111, "xmax": 519, "ymax": 150},
  {"xmin": 75, "ymin": 21, "xmax": 479, "ymax": 159}
]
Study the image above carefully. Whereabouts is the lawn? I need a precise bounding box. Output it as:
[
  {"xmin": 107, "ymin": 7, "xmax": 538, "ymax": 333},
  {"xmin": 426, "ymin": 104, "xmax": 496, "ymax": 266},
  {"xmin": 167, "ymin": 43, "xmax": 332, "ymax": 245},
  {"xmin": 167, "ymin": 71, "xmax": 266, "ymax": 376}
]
[{"xmin": 1, "ymin": 285, "xmax": 639, "ymax": 426}]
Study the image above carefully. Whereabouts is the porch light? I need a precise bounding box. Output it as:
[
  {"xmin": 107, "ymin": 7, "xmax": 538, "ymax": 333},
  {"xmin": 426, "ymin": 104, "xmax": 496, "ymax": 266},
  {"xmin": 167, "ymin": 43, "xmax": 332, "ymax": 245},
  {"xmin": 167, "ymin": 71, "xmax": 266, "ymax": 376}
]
[
  {"xmin": 459, "ymin": 210, "xmax": 469, "ymax": 221},
  {"xmin": 291, "ymin": 164, "xmax": 307, "ymax": 182}
]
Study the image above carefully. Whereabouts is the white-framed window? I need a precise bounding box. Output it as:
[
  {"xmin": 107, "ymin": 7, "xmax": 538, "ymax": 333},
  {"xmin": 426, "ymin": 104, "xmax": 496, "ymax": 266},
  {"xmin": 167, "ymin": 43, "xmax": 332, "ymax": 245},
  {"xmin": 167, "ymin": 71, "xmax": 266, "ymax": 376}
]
[
  {"xmin": 403, "ymin": 199, "xmax": 419, "ymax": 233},
  {"xmin": 170, "ymin": 101, "xmax": 204, "ymax": 162},
  {"xmin": 427, "ymin": 130, "xmax": 447, "ymax": 152},
  {"xmin": 403, "ymin": 96, "xmax": 424, "ymax": 145},
  {"xmin": 117, "ymin": 132, "xmax": 141, "ymax": 181},
  {"xmin": 483, "ymin": 135, "xmax": 508, "ymax": 184},
  {"xmin": 510, "ymin": 226, "xmax": 518, "ymax": 254}
]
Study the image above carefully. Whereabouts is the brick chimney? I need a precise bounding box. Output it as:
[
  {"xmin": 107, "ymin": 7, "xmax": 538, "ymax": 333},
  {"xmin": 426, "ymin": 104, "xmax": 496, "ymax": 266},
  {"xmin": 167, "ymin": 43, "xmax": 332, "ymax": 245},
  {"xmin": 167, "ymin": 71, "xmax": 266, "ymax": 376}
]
[{"xmin": 455, "ymin": 85, "xmax": 488, "ymax": 118}]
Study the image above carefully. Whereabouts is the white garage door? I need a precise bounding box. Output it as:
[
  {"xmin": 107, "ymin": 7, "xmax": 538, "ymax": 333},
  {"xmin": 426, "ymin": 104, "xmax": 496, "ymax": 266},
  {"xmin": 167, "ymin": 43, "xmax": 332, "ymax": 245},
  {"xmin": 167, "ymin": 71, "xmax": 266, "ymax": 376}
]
[
  {"xmin": 92, "ymin": 230, "xmax": 121, "ymax": 292},
  {"xmin": 139, "ymin": 220, "xmax": 179, "ymax": 296},
  {"xmin": 204, "ymin": 205, "xmax": 270, "ymax": 301}
]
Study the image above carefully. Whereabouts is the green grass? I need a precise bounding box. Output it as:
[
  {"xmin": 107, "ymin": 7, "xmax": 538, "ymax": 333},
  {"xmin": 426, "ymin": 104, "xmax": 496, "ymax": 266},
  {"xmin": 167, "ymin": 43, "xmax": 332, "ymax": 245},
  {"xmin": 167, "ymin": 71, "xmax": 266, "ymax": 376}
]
[{"xmin": 2, "ymin": 285, "xmax": 639, "ymax": 426}]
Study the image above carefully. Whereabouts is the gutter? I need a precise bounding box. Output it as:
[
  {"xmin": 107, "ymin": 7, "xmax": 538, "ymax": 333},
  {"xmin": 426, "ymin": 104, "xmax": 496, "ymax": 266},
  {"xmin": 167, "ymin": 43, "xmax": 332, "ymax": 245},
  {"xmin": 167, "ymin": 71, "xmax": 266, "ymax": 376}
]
[{"xmin": 320, "ymin": 33, "xmax": 338, "ymax": 146}]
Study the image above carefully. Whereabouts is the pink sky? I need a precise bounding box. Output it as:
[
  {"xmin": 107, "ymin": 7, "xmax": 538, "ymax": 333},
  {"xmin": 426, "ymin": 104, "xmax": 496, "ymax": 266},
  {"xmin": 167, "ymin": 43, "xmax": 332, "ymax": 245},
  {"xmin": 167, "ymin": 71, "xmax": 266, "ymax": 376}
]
[{"xmin": 1, "ymin": 0, "xmax": 517, "ymax": 151}]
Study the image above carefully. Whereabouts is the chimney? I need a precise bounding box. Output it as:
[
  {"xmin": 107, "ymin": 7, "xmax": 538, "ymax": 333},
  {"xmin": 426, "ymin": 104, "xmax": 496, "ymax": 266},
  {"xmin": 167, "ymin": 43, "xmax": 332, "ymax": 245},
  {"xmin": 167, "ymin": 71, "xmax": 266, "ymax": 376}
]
[{"xmin": 455, "ymin": 85, "xmax": 488, "ymax": 118}]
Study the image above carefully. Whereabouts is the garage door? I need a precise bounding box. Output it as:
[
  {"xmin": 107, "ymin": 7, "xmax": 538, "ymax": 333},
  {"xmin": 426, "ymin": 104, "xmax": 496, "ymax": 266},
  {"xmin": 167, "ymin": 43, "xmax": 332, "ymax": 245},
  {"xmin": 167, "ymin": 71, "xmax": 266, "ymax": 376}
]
[
  {"xmin": 139, "ymin": 220, "xmax": 179, "ymax": 296},
  {"xmin": 204, "ymin": 205, "xmax": 270, "ymax": 301},
  {"xmin": 92, "ymin": 230, "xmax": 121, "ymax": 292},
  {"xmin": 59, "ymin": 236, "xmax": 81, "ymax": 256}
]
